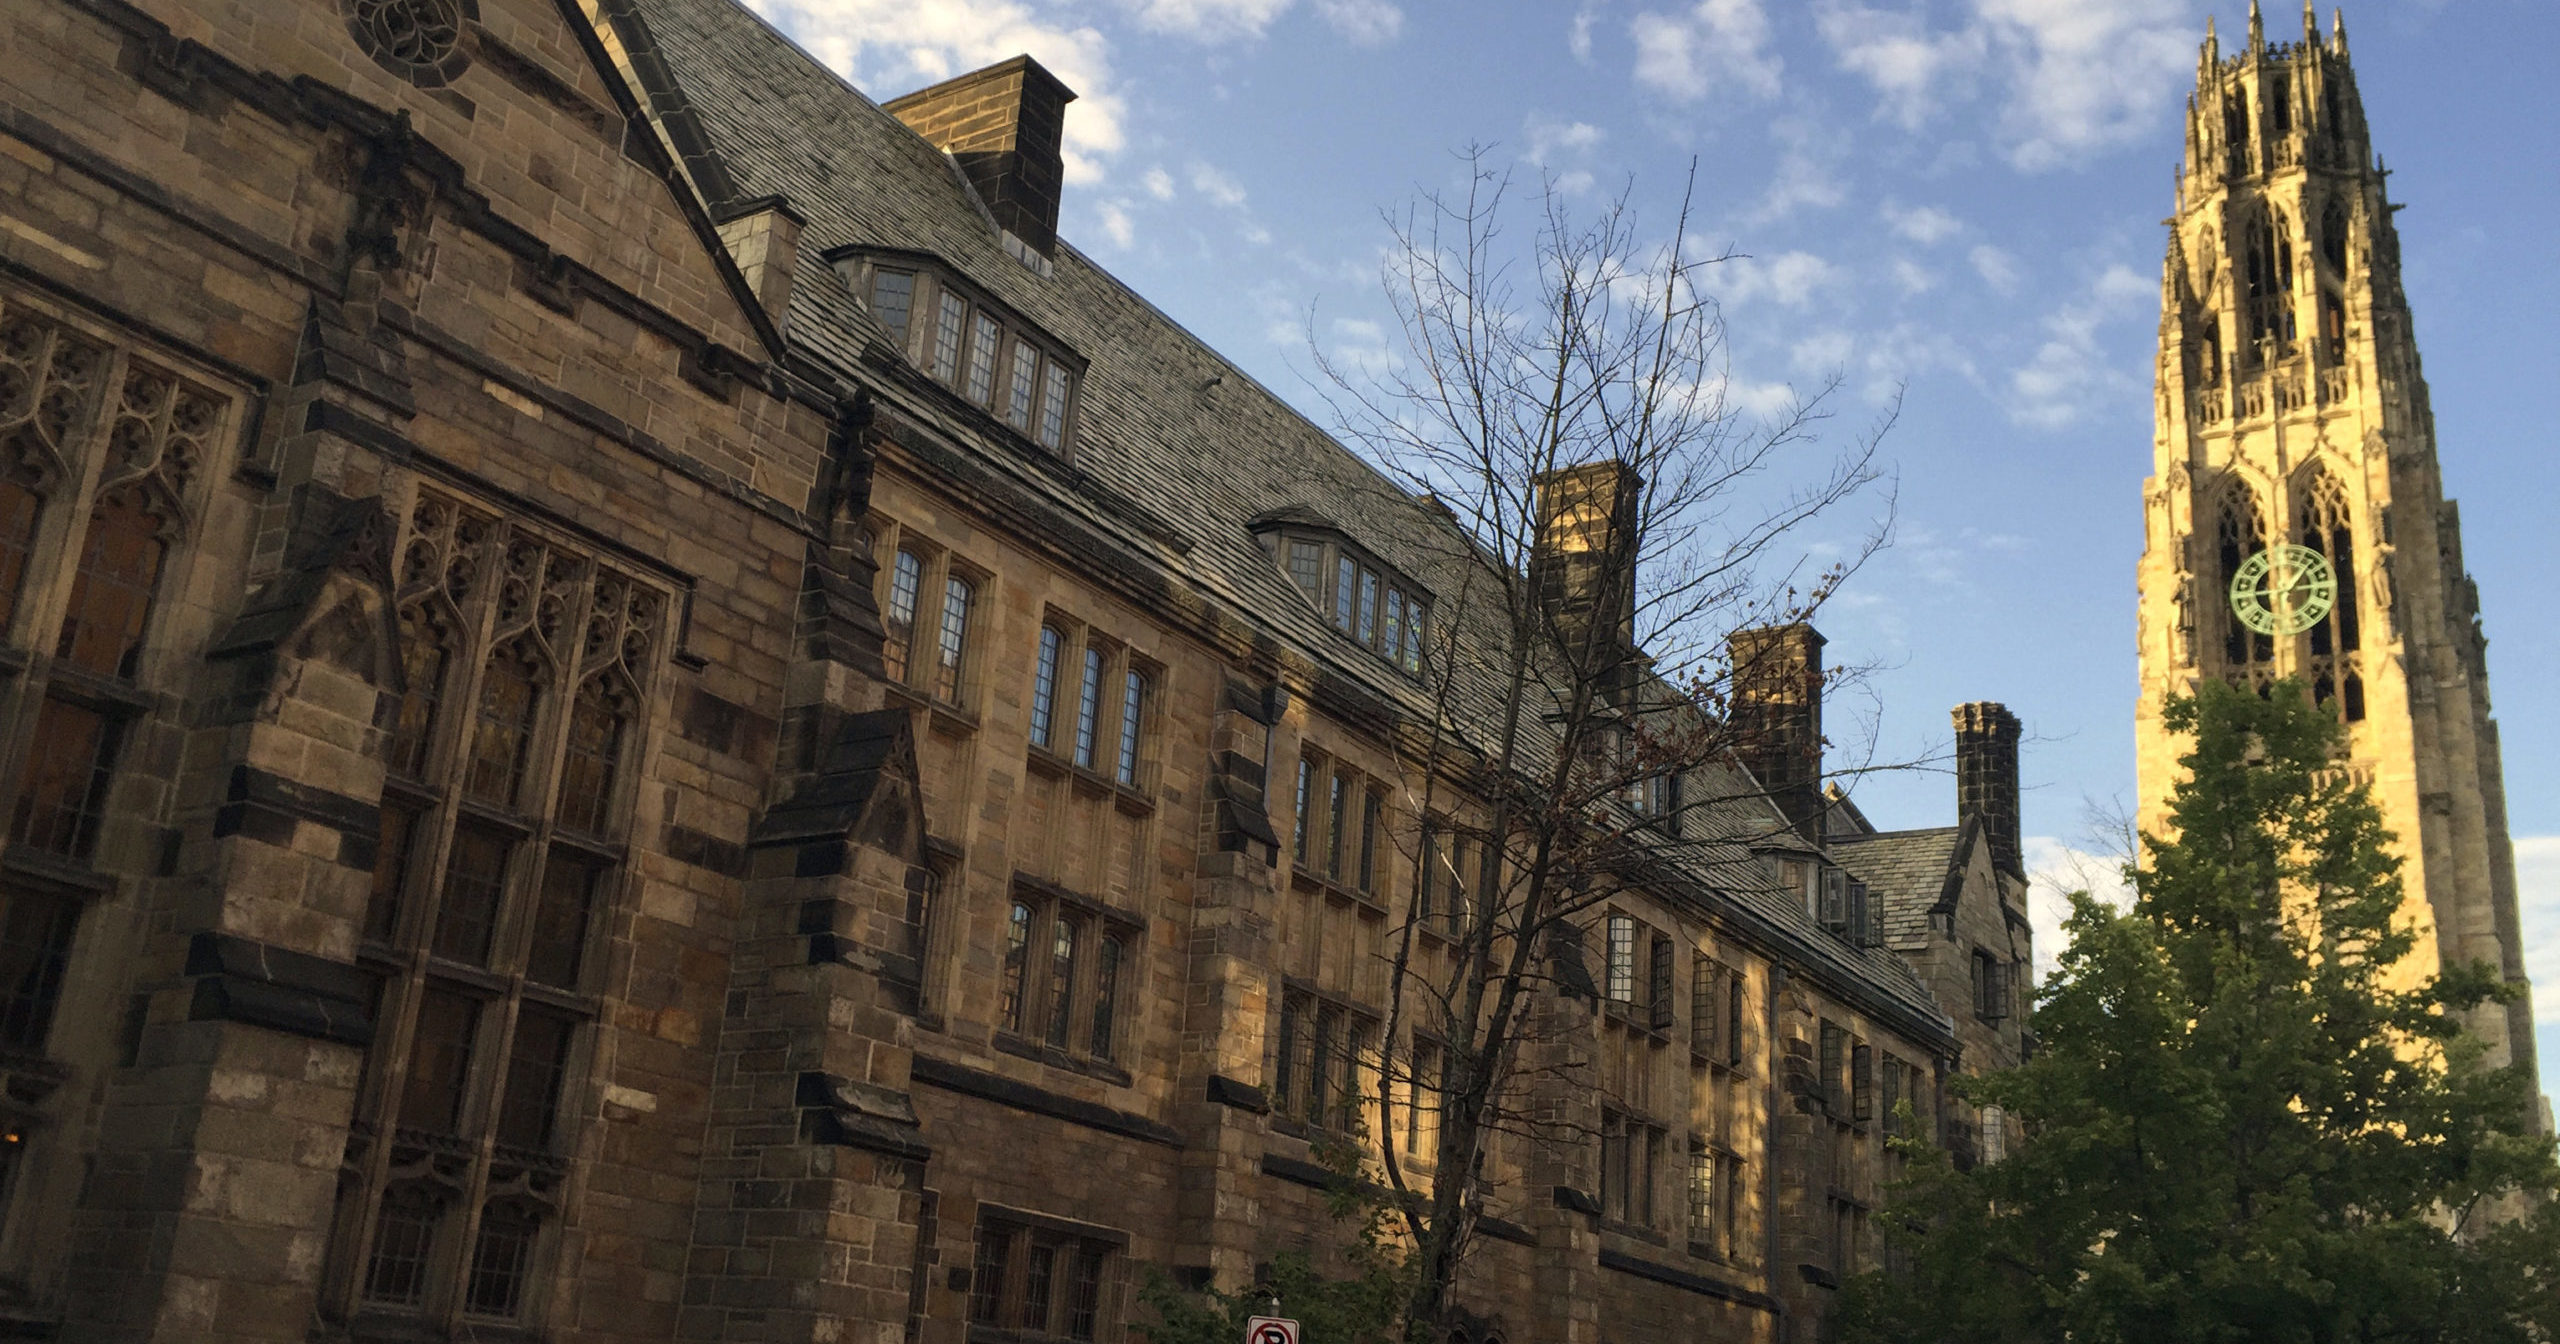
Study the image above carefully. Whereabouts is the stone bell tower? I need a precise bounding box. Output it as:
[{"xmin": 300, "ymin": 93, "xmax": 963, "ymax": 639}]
[{"xmin": 2133, "ymin": 2, "xmax": 2541, "ymax": 1100}]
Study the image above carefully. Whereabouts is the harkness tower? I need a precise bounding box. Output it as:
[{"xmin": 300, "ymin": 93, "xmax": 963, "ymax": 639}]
[{"xmin": 2133, "ymin": 2, "xmax": 2543, "ymax": 1117}]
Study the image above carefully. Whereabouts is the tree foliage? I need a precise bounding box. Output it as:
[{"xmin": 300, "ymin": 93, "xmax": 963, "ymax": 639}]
[{"xmin": 1836, "ymin": 679, "xmax": 2560, "ymax": 1344}]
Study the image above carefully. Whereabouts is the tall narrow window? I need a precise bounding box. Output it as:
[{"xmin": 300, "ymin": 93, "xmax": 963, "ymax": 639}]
[
  {"xmin": 1005, "ymin": 341, "xmax": 1040, "ymax": 430},
  {"xmin": 1326, "ymin": 771, "xmax": 1349, "ymax": 880},
  {"xmin": 1045, "ymin": 916, "xmax": 1081, "ymax": 1047},
  {"xmin": 1074, "ymin": 646, "xmax": 1105, "ymax": 768},
  {"xmin": 0, "ymin": 470, "xmax": 39, "ymax": 636},
  {"xmin": 1356, "ymin": 569, "xmax": 1379, "ymax": 645},
  {"xmin": 1088, "ymin": 934, "xmax": 1124, "ymax": 1060},
  {"xmin": 398, "ymin": 989, "xmax": 480, "ymax": 1135},
  {"xmin": 1648, "ymin": 936, "xmax": 1675, "ymax": 1032},
  {"xmin": 1382, "ymin": 588, "xmax": 1405, "ymax": 667},
  {"xmin": 0, "ymin": 319, "xmax": 107, "ymax": 635},
  {"xmin": 1036, "ymin": 363, "xmax": 1071, "ymax": 450},
  {"xmin": 1115, "ymin": 668, "xmax": 1148, "ymax": 786},
  {"xmin": 870, "ymin": 270, "xmax": 915, "ymax": 346},
  {"xmin": 1031, "ymin": 625, "xmax": 1064, "ymax": 748},
  {"xmin": 389, "ymin": 605, "xmax": 452, "ymax": 777},
  {"xmin": 1688, "ymin": 1141, "xmax": 1714, "ymax": 1246},
  {"xmin": 1604, "ymin": 914, "xmax": 1637, "ymax": 1005},
  {"xmin": 464, "ymin": 1203, "xmax": 542, "ymax": 1318},
  {"xmin": 494, "ymin": 1007, "xmax": 576, "ymax": 1151},
  {"xmin": 1000, "ymin": 901, "xmax": 1033, "ymax": 1032},
  {"xmin": 1332, "ymin": 556, "xmax": 1356, "ymax": 631},
  {"xmin": 55, "ymin": 486, "xmax": 168, "ymax": 678},
  {"xmin": 965, "ymin": 313, "xmax": 1002, "ymax": 405},
  {"xmin": 1406, "ymin": 1043, "xmax": 1440, "ymax": 1157},
  {"xmin": 466, "ymin": 640, "xmax": 544, "ymax": 808},
  {"xmin": 931, "ymin": 293, "xmax": 966, "ymax": 382},
  {"xmin": 1356, "ymin": 792, "xmax": 1381, "ymax": 894},
  {"xmin": 1292, "ymin": 758, "xmax": 1314, "ymax": 864},
  {"xmin": 2216, "ymin": 486, "xmax": 2273, "ymax": 669},
  {"xmin": 0, "ymin": 890, "xmax": 80, "ymax": 1052},
  {"xmin": 433, "ymin": 825, "xmax": 513, "ymax": 966},
  {"xmin": 368, "ymin": 805, "xmax": 420, "ymax": 944},
  {"xmin": 1286, "ymin": 540, "xmax": 1322, "ymax": 603},
  {"xmin": 524, "ymin": 854, "xmax": 600, "ymax": 990},
  {"xmin": 883, "ymin": 549, "xmax": 923, "ymax": 682},
  {"xmin": 934, "ymin": 573, "xmax": 973, "ymax": 703},
  {"xmin": 8, "ymin": 699, "xmax": 119, "ymax": 858},
  {"xmin": 1819, "ymin": 1021, "xmax": 1847, "ymax": 1115},
  {"xmin": 553, "ymin": 677, "xmax": 630, "ymax": 836}
]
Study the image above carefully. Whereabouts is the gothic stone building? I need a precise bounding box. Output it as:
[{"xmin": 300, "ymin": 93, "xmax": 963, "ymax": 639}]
[
  {"xmin": 0, "ymin": 0, "xmax": 2031, "ymax": 1341},
  {"xmin": 2132, "ymin": 2, "xmax": 2542, "ymax": 1119}
]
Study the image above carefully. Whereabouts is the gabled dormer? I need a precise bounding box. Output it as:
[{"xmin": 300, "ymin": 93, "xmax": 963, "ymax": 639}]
[
  {"xmin": 1248, "ymin": 508, "xmax": 1432, "ymax": 679},
  {"xmin": 834, "ymin": 249, "xmax": 1086, "ymax": 456}
]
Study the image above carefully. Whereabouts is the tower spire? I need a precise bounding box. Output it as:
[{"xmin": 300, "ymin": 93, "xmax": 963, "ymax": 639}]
[
  {"xmin": 2248, "ymin": 0, "xmax": 2264, "ymax": 53},
  {"xmin": 2304, "ymin": 0, "xmax": 2318, "ymax": 44}
]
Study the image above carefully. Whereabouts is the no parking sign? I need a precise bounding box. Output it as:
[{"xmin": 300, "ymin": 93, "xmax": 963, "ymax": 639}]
[{"xmin": 1245, "ymin": 1316, "xmax": 1301, "ymax": 1344}]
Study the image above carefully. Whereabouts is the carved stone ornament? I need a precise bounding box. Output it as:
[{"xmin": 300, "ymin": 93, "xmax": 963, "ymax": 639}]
[{"xmin": 342, "ymin": 0, "xmax": 477, "ymax": 89}]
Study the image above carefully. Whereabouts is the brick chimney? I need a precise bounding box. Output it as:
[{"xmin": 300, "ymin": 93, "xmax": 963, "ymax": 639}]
[
  {"xmin": 1952, "ymin": 701, "xmax": 2022, "ymax": 879},
  {"xmin": 884, "ymin": 56, "xmax": 1077, "ymax": 258},
  {"xmin": 1531, "ymin": 462, "xmax": 1641, "ymax": 689},
  {"xmin": 1729, "ymin": 624, "xmax": 1825, "ymax": 847}
]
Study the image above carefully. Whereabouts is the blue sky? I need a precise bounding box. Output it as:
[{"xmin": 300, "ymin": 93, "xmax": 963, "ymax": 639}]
[{"xmin": 744, "ymin": 0, "xmax": 2560, "ymax": 1095}]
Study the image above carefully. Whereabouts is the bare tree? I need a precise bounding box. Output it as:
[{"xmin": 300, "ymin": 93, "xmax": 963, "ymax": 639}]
[{"xmin": 1306, "ymin": 152, "xmax": 1899, "ymax": 1333}]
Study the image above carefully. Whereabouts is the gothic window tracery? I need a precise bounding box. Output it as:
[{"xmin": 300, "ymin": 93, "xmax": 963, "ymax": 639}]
[
  {"xmin": 334, "ymin": 487, "xmax": 665, "ymax": 1330},
  {"xmin": 2243, "ymin": 209, "xmax": 2296, "ymax": 355},
  {"xmin": 341, "ymin": 0, "xmax": 476, "ymax": 89},
  {"xmin": 2215, "ymin": 482, "xmax": 2274, "ymax": 675},
  {"xmin": 2298, "ymin": 476, "xmax": 2365, "ymax": 721}
]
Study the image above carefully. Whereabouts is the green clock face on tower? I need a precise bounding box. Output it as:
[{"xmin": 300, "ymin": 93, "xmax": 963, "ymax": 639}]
[{"xmin": 2228, "ymin": 544, "xmax": 2337, "ymax": 636}]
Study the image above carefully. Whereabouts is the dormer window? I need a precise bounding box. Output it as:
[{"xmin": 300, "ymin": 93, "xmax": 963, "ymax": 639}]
[
  {"xmin": 1254, "ymin": 520, "xmax": 1430, "ymax": 678},
  {"xmin": 844, "ymin": 252, "xmax": 1082, "ymax": 455}
]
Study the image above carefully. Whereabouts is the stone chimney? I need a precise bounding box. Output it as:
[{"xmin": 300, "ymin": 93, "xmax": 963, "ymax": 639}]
[
  {"xmin": 1729, "ymin": 624, "xmax": 1825, "ymax": 847},
  {"xmin": 711, "ymin": 195, "xmax": 804, "ymax": 330},
  {"xmin": 884, "ymin": 56, "xmax": 1077, "ymax": 258},
  {"xmin": 1952, "ymin": 701, "xmax": 2022, "ymax": 879},
  {"xmin": 1530, "ymin": 462, "xmax": 1641, "ymax": 688}
]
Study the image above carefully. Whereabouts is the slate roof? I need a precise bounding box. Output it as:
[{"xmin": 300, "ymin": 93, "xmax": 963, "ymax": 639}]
[
  {"xmin": 1829, "ymin": 822, "xmax": 1973, "ymax": 953},
  {"xmin": 616, "ymin": 0, "xmax": 1956, "ymax": 1044}
]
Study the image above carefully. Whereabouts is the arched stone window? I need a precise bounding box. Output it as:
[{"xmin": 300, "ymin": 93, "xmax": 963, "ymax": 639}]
[
  {"xmin": 2298, "ymin": 476, "xmax": 2364, "ymax": 721},
  {"xmin": 2216, "ymin": 482, "xmax": 2273, "ymax": 671}
]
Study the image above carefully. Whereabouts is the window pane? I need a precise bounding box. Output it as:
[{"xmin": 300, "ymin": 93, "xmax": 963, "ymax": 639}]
[
  {"xmin": 1383, "ymin": 588, "xmax": 1404, "ymax": 664},
  {"xmin": 389, "ymin": 604, "xmax": 452, "ymax": 777},
  {"xmin": 1332, "ymin": 556, "xmax": 1356, "ymax": 631},
  {"xmin": 362, "ymin": 1185, "xmax": 443, "ymax": 1305},
  {"xmin": 870, "ymin": 270, "xmax": 915, "ymax": 344},
  {"xmin": 1000, "ymin": 901, "xmax": 1033, "ymax": 1031},
  {"xmin": 1031, "ymin": 625, "xmax": 1063, "ymax": 747},
  {"xmin": 1274, "ymin": 994, "xmax": 1303, "ymax": 1114},
  {"xmin": 965, "ymin": 313, "xmax": 1001, "ymax": 405},
  {"xmin": 554, "ymin": 676, "xmax": 630, "ymax": 836},
  {"xmin": 1067, "ymin": 1245, "xmax": 1107, "ymax": 1341},
  {"xmin": 970, "ymin": 1223, "xmax": 1012, "ymax": 1325},
  {"xmin": 0, "ymin": 888, "xmax": 81, "ymax": 1052},
  {"xmin": 1605, "ymin": 914, "xmax": 1636, "ymax": 1003},
  {"xmin": 1292, "ymin": 759, "xmax": 1313, "ymax": 864},
  {"xmin": 464, "ymin": 1204, "xmax": 541, "ymax": 1318},
  {"xmin": 7, "ymin": 696, "xmax": 121, "ymax": 859},
  {"xmin": 432, "ymin": 824, "xmax": 512, "ymax": 966},
  {"xmin": 54, "ymin": 485, "xmax": 167, "ymax": 680},
  {"xmin": 0, "ymin": 474, "xmax": 41, "ymax": 638},
  {"xmin": 1356, "ymin": 569, "xmax": 1379, "ymax": 645},
  {"xmin": 883, "ymin": 549, "xmax": 923, "ymax": 683},
  {"xmin": 398, "ymin": 989, "xmax": 478, "ymax": 1135},
  {"xmin": 1006, "ymin": 342, "xmax": 1039, "ymax": 430},
  {"xmin": 495, "ymin": 1007, "xmax": 577, "ymax": 1151},
  {"xmin": 1114, "ymin": 668, "xmax": 1146, "ymax": 786},
  {"xmin": 1036, "ymin": 363, "xmax": 1071, "ymax": 449},
  {"xmin": 1325, "ymin": 772, "xmax": 1348, "ymax": 880},
  {"xmin": 525, "ymin": 853, "xmax": 600, "ymax": 989},
  {"xmin": 1404, "ymin": 604, "xmax": 1426, "ymax": 673},
  {"xmin": 1044, "ymin": 915, "xmax": 1080, "ymax": 1048},
  {"xmin": 366, "ymin": 803, "xmax": 419, "ymax": 944},
  {"xmin": 1073, "ymin": 646, "xmax": 1105, "ymax": 768},
  {"xmin": 1088, "ymin": 934, "xmax": 1123, "ymax": 1059},
  {"xmin": 1285, "ymin": 540, "xmax": 1322, "ymax": 603},
  {"xmin": 931, "ymin": 294, "xmax": 966, "ymax": 382},
  {"xmin": 1021, "ymin": 1241, "xmax": 1058, "ymax": 1331},
  {"xmin": 1356, "ymin": 792, "xmax": 1379, "ymax": 893},
  {"xmin": 465, "ymin": 638, "xmax": 544, "ymax": 808},
  {"xmin": 935, "ymin": 574, "xmax": 972, "ymax": 702}
]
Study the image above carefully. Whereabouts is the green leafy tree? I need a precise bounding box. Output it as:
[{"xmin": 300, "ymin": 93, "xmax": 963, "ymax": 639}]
[{"xmin": 1836, "ymin": 679, "xmax": 2559, "ymax": 1344}]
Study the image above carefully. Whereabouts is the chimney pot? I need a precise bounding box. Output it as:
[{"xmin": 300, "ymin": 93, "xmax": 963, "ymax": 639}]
[
  {"xmin": 1531, "ymin": 462, "xmax": 1643, "ymax": 690},
  {"xmin": 884, "ymin": 56, "xmax": 1078, "ymax": 258}
]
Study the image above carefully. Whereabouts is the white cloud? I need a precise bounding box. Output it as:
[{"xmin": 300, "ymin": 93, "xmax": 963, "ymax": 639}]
[
  {"xmin": 1142, "ymin": 167, "xmax": 1175, "ymax": 200},
  {"xmin": 1815, "ymin": 0, "xmax": 1988, "ymax": 128},
  {"xmin": 1891, "ymin": 257, "xmax": 1938, "ymax": 294},
  {"xmin": 1527, "ymin": 115, "xmax": 1607, "ymax": 163},
  {"xmin": 1119, "ymin": 0, "xmax": 1294, "ymax": 41},
  {"xmin": 1098, "ymin": 200, "xmax": 1136, "ymax": 248},
  {"xmin": 1748, "ymin": 115, "xmax": 1848, "ymax": 224},
  {"xmin": 1884, "ymin": 202, "xmax": 1963, "ymax": 245},
  {"xmin": 1969, "ymin": 242, "xmax": 2020, "ymax": 293},
  {"xmin": 2023, "ymin": 834, "xmax": 2134, "ymax": 983},
  {"xmin": 1314, "ymin": 0, "xmax": 1404, "ymax": 44},
  {"xmin": 1630, "ymin": 0, "xmax": 1782, "ymax": 102},
  {"xmin": 1189, "ymin": 162, "xmax": 1249, "ymax": 209},
  {"xmin": 1710, "ymin": 250, "xmax": 1841, "ymax": 308},
  {"xmin": 751, "ymin": 0, "xmax": 1127, "ymax": 183},
  {"xmin": 1790, "ymin": 329, "xmax": 1855, "ymax": 371},
  {"xmin": 1571, "ymin": 4, "xmax": 1600, "ymax": 61},
  {"xmin": 1975, "ymin": 0, "xmax": 2197, "ymax": 170},
  {"xmin": 2008, "ymin": 261, "xmax": 2150, "ymax": 429}
]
